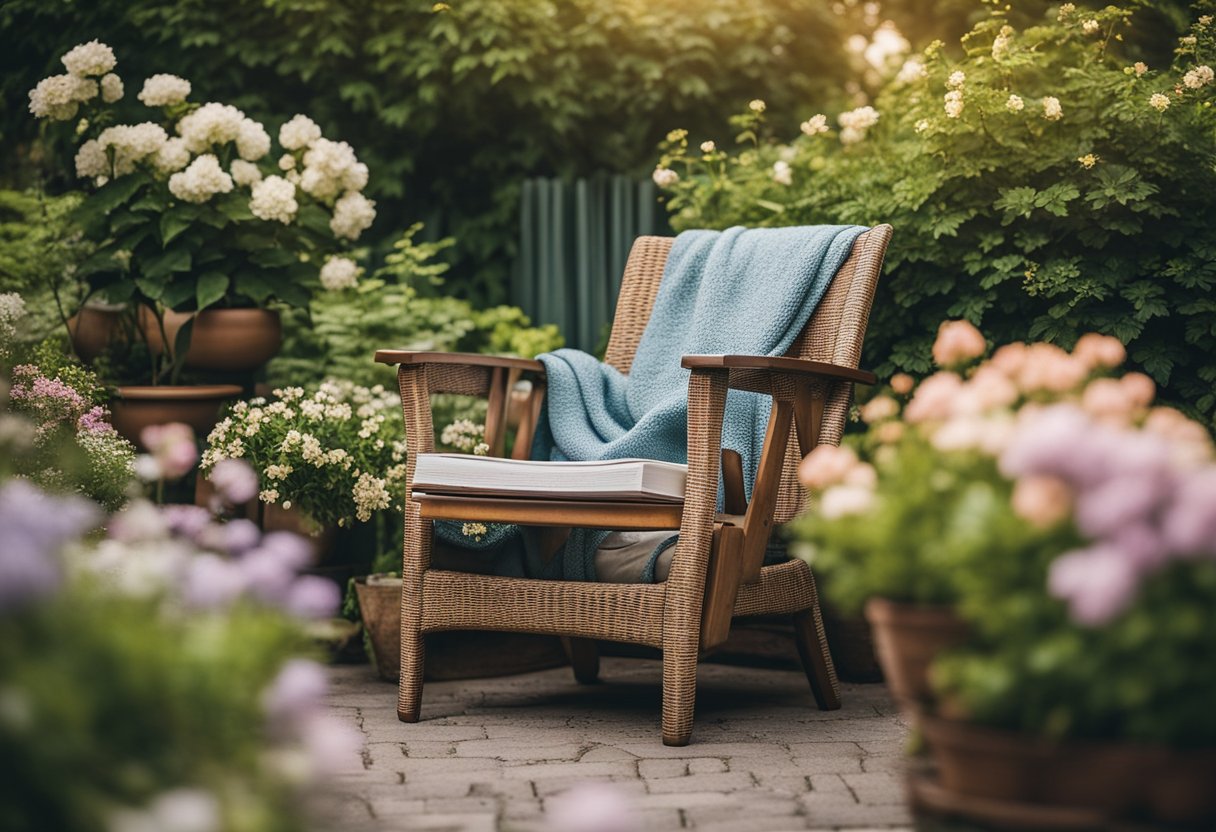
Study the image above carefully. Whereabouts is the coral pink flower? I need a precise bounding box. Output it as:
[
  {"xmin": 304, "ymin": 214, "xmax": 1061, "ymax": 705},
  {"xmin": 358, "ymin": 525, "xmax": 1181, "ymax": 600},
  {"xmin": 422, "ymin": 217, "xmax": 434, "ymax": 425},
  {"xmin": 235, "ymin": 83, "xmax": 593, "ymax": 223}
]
[
  {"xmin": 889, "ymin": 373, "xmax": 915, "ymax": 395},
  {"xmin": 140, "ymin": 422, "xmax": 198, "ymax": 479},
  {"xmin": 932, "ymin": 319, "xmax": 987, "ymax": 367},
  {"xmin": 955, "ymin": 365, "xmax": 1018, "ymax": 415},
  {"xmin": 1016, "ymin": 343, "xmax": 1088, "ymax": 394},
  {"xmin": 1081, "ymin": 377, "xmax": 1137, "ymax": 424},
  {"xmin": 860, "ymin": 395, "xmax": 900, "ymax": 423},
  {"xmin": 904, "ymin": 372, "xmax": 963, "ymax": 423},
  {"xmin": 1119, "ymin": 372, "xmax": 1155, "ymax": 409},
  {"xmin": 1071, "ymin": 333, "xmax": 1126, "ymax": 370},
  {"xmin": 798, "ymin": 444, "xmax": 859, "ymax": 490},
  {"xmin": 989, "ymin": 342, "xmax": 1029, "ymax": 377},
  {"xmin": 1011, "ymin": 475, "xmax": 1073, "ymax": 528},
  {"xmin": 818, "ymin": 484, "xmax": 875, "ymax": 519}
]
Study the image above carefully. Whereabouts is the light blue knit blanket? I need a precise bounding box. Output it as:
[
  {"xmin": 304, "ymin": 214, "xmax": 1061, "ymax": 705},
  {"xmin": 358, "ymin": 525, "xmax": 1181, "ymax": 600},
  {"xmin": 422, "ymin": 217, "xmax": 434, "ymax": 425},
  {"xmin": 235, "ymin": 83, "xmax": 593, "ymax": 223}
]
[{"xmin": 438, "ymin": 224, "xmax": 866, "ymax": 581}]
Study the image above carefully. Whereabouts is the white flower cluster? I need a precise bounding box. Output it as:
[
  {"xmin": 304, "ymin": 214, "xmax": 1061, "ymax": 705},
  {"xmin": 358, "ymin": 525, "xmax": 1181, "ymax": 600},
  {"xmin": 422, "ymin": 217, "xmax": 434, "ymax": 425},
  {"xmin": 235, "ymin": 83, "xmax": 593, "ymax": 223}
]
[
  {"xmin": 279, "ymin": 114, "xmax": 323, "ymax": 151},
  {"xmin": 100, "ymin": 73, "xmax": 123, "ymax": 103},
  {"xmin": 320, "ymin": 256, "xmax": 360, "ymax": 291},
  {"xmin": 771, "ymin": 160, "xmax": 793, "ymax": 186},
  {"xmin": 800, "ymin": 114, "xmax": 829, "ymax": 136},
  {"xmin": 0, "ymin": 292, "xmax": 26, "ymax": 358},
  {"xmin": 176, "ymin": 102, "xmax": 269, "ymax": 162},
  {"xmin": 230, "ymin": 159, "xmax": 263, "ymax": 187},
  {"xmin": 1183, "ymin": 65, "xmax": 1214, "ymax": 89},
  {"xmin": 991, "ymin": 26, "xmax": 1013, "ymax": 60},
  {"xmin": 249, "ymin": 176, "xmax": 298, "ymax": 223},
  {"xmin": 300, "ymin": 139, "xmax": 367, "ymax": 201},
  {"xmin": 1149, "ymin": 93, "xmax": 1171, "ymax": 112},
  {"xmin": 895, "ymin": 58, "xmax": 927, "ymax": 84},
  {"xmin": 441, "ymin": 419, "xmax": 485, "ymax": 452},
  {"xmin": 652, "ymin": 166, "xmax": 679, "ymax": 188},
  {"xmin": 837, "ymin": 106, "xmax": 880, "ymax": 145},
  {"xmin": 168, "ymin": 154, "xmax": 234, "ymax": 203},
  {"xmin": 1006, "ymin": 94, "xmax": 1025, "ymax": 113},
  {"xmin": 352, "ymin": 472, "xmax": 391, "ymax": 522},
  {"xmin": 943, "ymin": 71, "xmax": 965, "ymax": 119},
  {"xmin": 30, "ymin": 41, "xmax": 124, "ymax": 120},
  {"xmin": 62, "ymin": 40, "xmax": 116, "ymax": 77},
  {"xmin": 1042, "ymin": 96, "xmax": 1064, "ymax": 121},
  {"xmin": 138, "ymin": 73, "xmax": 192, "ymax": 107},
  {"xmin": 273, "ymin": 114, "xmax": 376, "ymax": 239},
  {"xmin": 329, "ymin": 192, "xmax": 376, "ymax": 240}
]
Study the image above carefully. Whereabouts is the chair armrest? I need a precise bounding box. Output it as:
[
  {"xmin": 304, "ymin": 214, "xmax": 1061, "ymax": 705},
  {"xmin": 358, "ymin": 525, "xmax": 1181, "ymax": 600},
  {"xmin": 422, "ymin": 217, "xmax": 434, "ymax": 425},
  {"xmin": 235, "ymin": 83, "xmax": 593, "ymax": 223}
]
[
  {"xmin": 374, "ymin": 349, "xmax": 545, "ymax": 373},
  {"xmin": 680, "ymin": 354, "xmax": 875, "ymax": 386}
]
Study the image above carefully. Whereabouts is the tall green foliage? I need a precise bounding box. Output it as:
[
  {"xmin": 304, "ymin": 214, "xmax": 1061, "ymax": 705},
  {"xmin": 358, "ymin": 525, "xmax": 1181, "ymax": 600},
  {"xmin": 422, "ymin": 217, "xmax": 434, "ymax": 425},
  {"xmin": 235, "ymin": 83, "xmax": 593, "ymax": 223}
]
[
  {"xmin": 655, "ymin": 3, "xmax": 1216, "ymax": 421},
  {"xmin": 1, "ymin": 0, "xmax": 850, "ymax": 303}
]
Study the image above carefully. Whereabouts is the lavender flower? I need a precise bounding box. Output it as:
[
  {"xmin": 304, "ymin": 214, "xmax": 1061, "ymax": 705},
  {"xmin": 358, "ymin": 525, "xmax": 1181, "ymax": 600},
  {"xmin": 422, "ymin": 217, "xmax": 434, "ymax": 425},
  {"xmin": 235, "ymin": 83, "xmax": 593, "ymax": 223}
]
[
  {"xmin": 262, "ymin": 658, "xmax": 328, "ymax": 723},
  {"xmin": 208, "ymin": 458, "xmax": 259, "ymax": 504},
  {"xmin": 0, "ymin": 479, "xmax": 100, "ymax": 610},
  {"xmin": 1048, "ymin": 546, "xmax": 1140, "ymax": 626},
  {"xmin": 283, "ymin": 575, "xmax": 340, "ymax": 619},
  {"xmin": 76, "ymin": 404, "xmax": 116, "ymax": 436},
  {"xmin": 181, "ymin": 553, "xmax": 247, "ymax": 610}
]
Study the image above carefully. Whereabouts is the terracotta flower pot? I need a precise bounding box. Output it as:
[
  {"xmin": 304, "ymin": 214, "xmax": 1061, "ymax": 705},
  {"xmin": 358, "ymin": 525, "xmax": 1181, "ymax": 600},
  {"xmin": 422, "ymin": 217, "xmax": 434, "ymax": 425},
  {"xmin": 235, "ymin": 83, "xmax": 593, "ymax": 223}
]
[
  {"xmin": 139, "ymin": 307, "xmax": 282, "ymax": 372},
  {"xmin": 110, "ymin": 384, "xmax": 243, "ymax": 449},
  {"xmin": 67, "ymin": 305, "xmax": 126, "ymax": 363},
  {"xmin": 353, "ymin": 576, "xmax": 567, "ymax": 682},
  {"xmin": 864, "ymin": 597, "xmax": 969, "ymax": 709},
  {"xmin": 918, "ymin": 715, "xmax": 1216, "ymax": 825}
]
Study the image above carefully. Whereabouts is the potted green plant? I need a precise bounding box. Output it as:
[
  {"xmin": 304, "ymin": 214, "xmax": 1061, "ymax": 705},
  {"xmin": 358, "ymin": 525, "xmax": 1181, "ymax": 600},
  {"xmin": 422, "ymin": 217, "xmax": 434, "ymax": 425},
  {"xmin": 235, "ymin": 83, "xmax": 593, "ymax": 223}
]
[{"xmin": 27, "ymin": 40, "xmax": 377, "ymax": 440}]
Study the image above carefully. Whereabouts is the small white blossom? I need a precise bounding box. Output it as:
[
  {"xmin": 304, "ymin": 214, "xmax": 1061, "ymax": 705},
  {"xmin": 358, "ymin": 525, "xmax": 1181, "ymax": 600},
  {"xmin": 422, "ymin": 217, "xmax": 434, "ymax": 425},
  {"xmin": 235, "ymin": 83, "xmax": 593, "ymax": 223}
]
[
  {"xmin": 1133, "ymin": 62, "xmax": 1148, "ymax": 77},
  {"xmin": 1082, "ymin": 19, "xmax": 1101, "ymax": 35},
  {"xmin": 1149, "ymin": 92, "xmax": 1171, "ymax": 112},
  {"xmin": 748, "ymin": 99, "xmax": 766, "ymax": 113},
  {"xmin": 138, "ymin": 74, "xmax": 191, "ymax": 107},
  {"xmin": 279, "ymin": 114, "xmax": 322, "ymax": 150},
  {"xmin": 100, "ymin": 73, "xmax": 123, "ymax": 103},
  {"xmin": 991, "ymin": 27, "xmax": 1013, "ymax": 59},
  {"xmin": 96, "ymin": 122, "xmax": 169, "ymax": 175},
  {"xmin": 652, "ymin": 166, "xmax": 679, "ymax": 188},
  {"xmin": 800, "ymin": 114, "xmax": 829, "ymax": 136},
  {"xmin": 28, "ymin": 74, "xmax": 96, "ymax": 121},
  {"xmin": 168, "ymin": 154, "xmax": 234, "ymax": 203},
  {"xmin": 946, "ymin": 70, "xmax": 966, "ymax": 89},
  {"xmin": 699, "ymin": 140, "xmax": 716, "ymax": 153},
  {"xmin": 230, "ymin": 159, "xmax": 262, "ymax": 187},
  {"xmin": 176, "ymin": 102, "xmax": 245, "ymax": 153},
  {"xmin": 153, "ymin": 138, "xmax": 191, "ymax": 174},
  {"xmin": 61, "ymin": 40, "xmax": 117, "ymax": 77},
  {"xmin": 914, "ymin": 118, "xmax": 930, "ymax": 133},
  {"xmin": 1041, "ymin": 96, "xmax": 1063, "ymax": 121},
  {"xmin": 837, "ymin": 106, "xmax": 879, "ymax": 145},
  {"xmin": 279, "ymin": 153, "xmax": 296, "ymax": 171},
  {"xmin": 771, "ymin": 160, "xmax": 793, "ymax": 186},
  {"xmin": 75, "ymin": 140, "xmax": 108, "ymax": 178},
  {"xmin": 320, "ymin": 256, "xmax": 361, "ymax": 291},
  {"xmin": 352, "ymin": 473, "xmax": 390, "ymax": 522},
  {"xmin": 1183, "ymin": 65, "xmax": 1214, "ymax": 89},
  {"xmin": 236, "ymin": 118, "xmax": 271, "ymax": 161},
  {"xmin": 249, "ymin": 175, "xmax": 299, "ymax": 224},
  {"xmin": 895, "ymin": 58, "xmax": 926, "ymax": 84},
  {"xmin": 944, "ymin": 90, "xmax": 964, "ymax": 119},
  {"xmin": 1058, "ymin": 3, "xmax": 1076, "ymax": 20},
  {"xmin": 259, "ymin": 488, "xmax": 279, "ymax": 504},
  {"xmin": 1006, "ymin": 94, "xmax": 1025, "ymax": 112},
  {"xmin": 329, "ymin": 191, "xmax": 376, "ymax": 240},
  {"xmin": 299, "ymin": 138, "xmax": 364, "ymax": 201}
]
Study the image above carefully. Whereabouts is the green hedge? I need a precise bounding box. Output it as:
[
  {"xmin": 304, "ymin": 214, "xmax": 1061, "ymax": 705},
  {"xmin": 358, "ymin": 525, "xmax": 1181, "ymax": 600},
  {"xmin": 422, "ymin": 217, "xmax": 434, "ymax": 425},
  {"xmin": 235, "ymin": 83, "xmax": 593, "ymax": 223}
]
[{"xmin": 2, "ymin": 0, "xmax": 850, "ymax": 302}]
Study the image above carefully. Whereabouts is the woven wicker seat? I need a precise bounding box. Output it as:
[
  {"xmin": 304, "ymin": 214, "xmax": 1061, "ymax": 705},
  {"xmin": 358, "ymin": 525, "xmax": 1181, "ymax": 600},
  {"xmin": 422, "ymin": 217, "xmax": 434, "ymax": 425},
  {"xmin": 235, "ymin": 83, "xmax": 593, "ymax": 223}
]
[{"xmin": 375, "ymin": 224, "xmax": 893, "ymax": 746}]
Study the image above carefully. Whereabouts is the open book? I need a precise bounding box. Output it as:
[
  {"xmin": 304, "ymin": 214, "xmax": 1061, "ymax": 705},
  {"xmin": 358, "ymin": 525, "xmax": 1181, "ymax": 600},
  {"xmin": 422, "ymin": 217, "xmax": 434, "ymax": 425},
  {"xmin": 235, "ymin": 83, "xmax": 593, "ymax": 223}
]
[{"xmin": 412, "ymin": 454, "xmax": 687, "ymax": 503}]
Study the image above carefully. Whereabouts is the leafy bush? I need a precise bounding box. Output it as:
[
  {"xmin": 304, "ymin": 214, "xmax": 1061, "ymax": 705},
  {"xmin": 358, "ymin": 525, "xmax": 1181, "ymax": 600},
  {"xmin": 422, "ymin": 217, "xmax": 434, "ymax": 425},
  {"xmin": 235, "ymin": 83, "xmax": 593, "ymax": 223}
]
[
  {"xmin": 656, "ymin": 4, "xmax": 1216, "ymax": 421},
  {"xmin": 1, "ymin": 0, "xmax": 850, "ymax": 303}
]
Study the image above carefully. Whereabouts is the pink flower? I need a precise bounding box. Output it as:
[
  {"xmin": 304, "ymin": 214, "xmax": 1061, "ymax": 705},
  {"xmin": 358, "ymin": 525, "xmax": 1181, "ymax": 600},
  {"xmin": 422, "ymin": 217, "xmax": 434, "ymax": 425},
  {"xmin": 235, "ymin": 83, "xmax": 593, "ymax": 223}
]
[
  {"xmin": 1071, "ymin": 333, "xmax": 1126, "ymax": 370},
  {"xmin": 263, "ymin": 658, "xmax": 329, "ymax": 722},
  {"xmin": 889, "ymin": 373, "xmax": 915, "ymax": 395},
  {"xmin": 1119, "ymin": 372, "xmax": 1155, "ymax": 409},
  {"xmin": 932, "ymin": 320, "xmax": 987, "ymax": 367},
  {"xmin": 955, "ymin": 366, "xmax": 1018, "ymax": 415},
  {"xmin": 208, "ymin": 458, "xmax": 259, "ymax": 504},
  {"xmin": 299, "ymin": 713, "xmax": 364, "ymax": 775},
  {"xmin": 818, "ymin": 484, "xmax": 875, "ymax": 519},
  {"xmin": 140, "ymin": 422, "xmax": 198, "ymax": 479},
  {"xmin": 1011, "ymin": 475, "xmax": 1073, "ymax": 528},
  {"xmin": 284, "ymin": 575, "xmax": 340, "ymax": 619},
  {"xmin": 546, "ymin": 782, "xmax": 635, "ymax": 832},
  {"xmin": 182, "ymin": 553, "xmax": 247, "ymax": 609},
  {"xmin": 1073, "ymin": 472, "xmax": 1166, "ymax": 539},
  {"xmin": 1080, "ymin": 378, "xmax": 1138, "ymax": 424},
  {"xmin": 1016, "ymin": 343, "xmax": 1088, "ymax": 394},
  {"xmin": 1049, "ymin": 546, "xmax": 1140, "ymax": 626},
  {"xmin": 904, "ymin": 372, "xmax": 963, "ymax": 423},
  {"xmin": 798, "ymin": 444, "xmax": 859, "ymax": 490},
  {"xmin": 1161, "ymin": 469, "xmax": 1216, "ymax": 556},
  {"xmin": 860, "ymin": 395, "xmax": 899, "ymax": 423},
  {"xmin": 875, "ymin": 421, "xmax": 904, "ymax": 444},
  {"xmin": 989, "ymin": 342, "xmax": 1029, "ymax": 377},
  {"xmin": 76, "ymin": 405, "xmax": 116, "ymax": 436},
  {"xmin": 1143, "ymin": 407, "xmax": 1212, "ymax": 454}
]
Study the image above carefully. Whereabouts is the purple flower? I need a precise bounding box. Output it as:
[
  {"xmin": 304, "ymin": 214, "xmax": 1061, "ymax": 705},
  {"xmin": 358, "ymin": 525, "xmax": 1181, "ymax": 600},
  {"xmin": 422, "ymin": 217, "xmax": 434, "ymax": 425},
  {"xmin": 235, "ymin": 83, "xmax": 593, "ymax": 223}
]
[
  {"xmin": 1073, "ymin": 472, "xmax": 1169, "ymax": 540},
  {"xmin": 208, "ymin": 459, "xmax": 259, "ymax": 505},
  {"xmin": 262, "ymin": 658, "xmax": 329, "ymax": 723},
  {"xmin": 1048, "ymin": 546, "xmax": 1140, "ymax": 626},
  {"xmin": 161, "ymin": 504, "xmax": 213, "ymax": 540},
  {"xmin": 1161, "ymin": 468, "xmax": 1216, "ymax": 557},
  {"xmin": 76, "ymin": 405, "xmax": 115, "ymax": 436},
  {"xmin": 299, "ymin": 713, "xmax": 364, "ymax": 775},
  {"xmin": 221, "ymin": 519, "xmax": 262, "ymax": 554},
  {"xmin": 260, "ymin": 531, "xmax": 314, "ymax": 571},
  {"xmin": 0, "ymin": 480, "xmax": 100, "ymax": 611},
  {"xmin": 283, "ymin": 575, "xmax": 340, "ymax": 619},
  {"xmin": 182, "ymin": 553, "xmax": 248, "ymax": 610},
  {"xmin": 237, "ymin": 548, "xmax": 296, "ymax": 603}
]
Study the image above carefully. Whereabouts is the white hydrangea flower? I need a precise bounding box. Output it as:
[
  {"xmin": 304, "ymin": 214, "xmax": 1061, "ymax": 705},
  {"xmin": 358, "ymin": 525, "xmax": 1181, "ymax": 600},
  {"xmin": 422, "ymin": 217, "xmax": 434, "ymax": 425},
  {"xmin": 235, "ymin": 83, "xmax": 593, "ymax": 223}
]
[
  {"xmin": 75, "ymin": 139, "xmax": 108, "ymax": 178},
  {"xmin": 300, "ymin": 138, "xmax": 361, "ymax": 202},
  {"xmin": 236, "ymin": 118, "xmax": 271, "ymax": 161},
  {"xmin": 61, "ymin": 40, "xmax": 117, "ymax": 77},
  {"xmin": 771, "ymin": 160, "xmax": 792, "ymax": 186},
  {"xmin": 96, "ymin": 122, "xmax": 169, "ymax": 175},
  {"xmin": 278, "ymin": 153, "xmax": 296, "ymax": 171},
  {"xmin": 329, "ymin": 191, "xmax": 376, "ymax": 240},
  {"xmin": 319, "ymin": 256, "xmax": 361, "ymax": 291},
  {"xmin": 28, "ymin": 74, "xmax": 96, "ymax": 121},
  {"xmin": 1006, "ymin": 94, "xmax": 1025, "ymax": 112},
  {"xmin": 652, "ymin": 166, "xmax": 679, "ymax": 188},
  {"xmin": 944, "ymin": 90, "xmax": 965, "ymax": 118},
  {"xmin": 230, "ymin": 159, "xmax": 263, "ymax": 187},
  {"xmin": 1149, "ymin": 93, "xmax": 1171, "ymax": 112},
  {"xmin": 800, "ymin": 114, "xmax": 829, "ymax": 136},
  {"xmin": 279, "ymin": 114, "xmax": 322, "ymax": 151},
  {"xmin": 176, "ymin": 102, "xmax": 245, "ymax": 153},
  {"xmin": 153, "ymin": 138, "xmax": 191, "ymax": 174},
  {"xmin": 1041, "ymin": 96, "xmax": 1063, "ymax": 121},
  {"xmin": 249, "ymin": 175, "xmax": 299, "ymax": 224},
  {"xmin": 168, "ymin": 154, "xmax": 234, "ymax": 203},
  {"xmin": 138, "ymin": 74, "xmax": 191, "ymax": 107},
  {"xmin": 100, "ymin": 73, "xmax": 123, "ymax": 103},
  {"xmin": 1183, "ymin": 65, "xmax": 1214, "ymax": 89}
]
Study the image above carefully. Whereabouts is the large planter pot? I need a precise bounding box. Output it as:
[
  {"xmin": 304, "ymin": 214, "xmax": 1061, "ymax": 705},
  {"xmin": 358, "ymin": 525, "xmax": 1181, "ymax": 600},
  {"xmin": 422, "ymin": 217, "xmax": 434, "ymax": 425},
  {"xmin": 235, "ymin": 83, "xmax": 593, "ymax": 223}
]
[
  {"xmin": 917, "ymin": 715, "xmax": 1216, "ymax": 827},
  {"xmin": 140, "ymin": 308, "xmax": 282, "ymax": 372},
  {"xmin": 67, "ymin": 305, "xmax": 126, "ymax": 363},
  {"xmin": 864, "ymin": 597, "xmax": 969, "ymax": 710},
  {"xmin": 110, "ymin": 384, "xmax": 243, "ymax": 448},
  {"xmin": 354, "ymin": 576, "xmax": 568, "ymax": 682}
]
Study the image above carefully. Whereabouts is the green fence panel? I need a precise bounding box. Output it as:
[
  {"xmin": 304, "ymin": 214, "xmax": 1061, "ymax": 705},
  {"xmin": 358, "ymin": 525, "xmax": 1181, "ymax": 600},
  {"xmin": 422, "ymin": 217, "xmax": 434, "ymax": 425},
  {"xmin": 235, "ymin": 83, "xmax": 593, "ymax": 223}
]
[{"xmin": 514, "ymin": 175, "xmax": 670, "ymax": 353}]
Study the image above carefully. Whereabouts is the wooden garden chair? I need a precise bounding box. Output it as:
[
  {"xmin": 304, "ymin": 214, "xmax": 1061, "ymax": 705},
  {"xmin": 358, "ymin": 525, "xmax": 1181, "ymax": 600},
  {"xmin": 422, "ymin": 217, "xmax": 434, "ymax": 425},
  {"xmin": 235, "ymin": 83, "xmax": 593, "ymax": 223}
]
[{"xmin": 375, "ymin": 224, "xmax": 893, "ymax": 746}]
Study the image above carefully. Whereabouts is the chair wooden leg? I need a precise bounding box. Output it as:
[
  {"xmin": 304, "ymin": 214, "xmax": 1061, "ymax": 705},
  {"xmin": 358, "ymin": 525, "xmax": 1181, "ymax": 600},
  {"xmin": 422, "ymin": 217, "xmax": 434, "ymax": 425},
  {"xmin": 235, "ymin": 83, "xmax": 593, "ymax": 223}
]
[
  {"xmin": 661, "ymin": 635, "xmax": 699, "ymax": 746},
  {"xmin": 793, "ymin": 605, "xmax": 841, "ymax": 711},
  {"xmin": 563, "ymin": 637, "xmax": 600, "ymax": 684},
  {"xmin": 397, "ymin": 627, "xmax": 425, "ymax": 723}
]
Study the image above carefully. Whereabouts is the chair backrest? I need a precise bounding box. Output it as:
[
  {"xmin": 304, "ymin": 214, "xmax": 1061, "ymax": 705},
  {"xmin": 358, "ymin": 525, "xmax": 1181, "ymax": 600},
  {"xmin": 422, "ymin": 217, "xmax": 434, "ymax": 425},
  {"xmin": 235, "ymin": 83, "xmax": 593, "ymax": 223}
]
[{"xmin": 603, "ymin": 226, "xmax": 893, "ymax": 523}]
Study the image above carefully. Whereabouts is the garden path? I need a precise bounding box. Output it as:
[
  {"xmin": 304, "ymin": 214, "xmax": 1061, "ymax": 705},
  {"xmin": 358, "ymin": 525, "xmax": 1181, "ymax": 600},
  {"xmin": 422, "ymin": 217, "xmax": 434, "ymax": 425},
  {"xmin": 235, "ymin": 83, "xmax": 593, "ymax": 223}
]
[{"xmin": 318, "ymin": 658, "xmax": 913, "ymax": 831}]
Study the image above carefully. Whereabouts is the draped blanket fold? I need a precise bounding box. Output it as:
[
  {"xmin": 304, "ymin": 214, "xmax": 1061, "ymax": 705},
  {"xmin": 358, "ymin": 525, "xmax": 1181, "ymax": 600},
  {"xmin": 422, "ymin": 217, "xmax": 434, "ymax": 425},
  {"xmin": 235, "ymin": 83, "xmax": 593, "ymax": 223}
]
[{"xmin": 437, "ymin": 224, "xmax": 866, "ymax": 582}]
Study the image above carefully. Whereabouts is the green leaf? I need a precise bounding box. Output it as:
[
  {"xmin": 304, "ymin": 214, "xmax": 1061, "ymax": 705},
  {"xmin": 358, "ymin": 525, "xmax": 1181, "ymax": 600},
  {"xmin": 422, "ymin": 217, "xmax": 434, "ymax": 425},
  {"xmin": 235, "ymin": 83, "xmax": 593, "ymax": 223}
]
[
  {"xmin": 160, "ymin": 208, "xmax": 198, "ymax": 246},
  {"xmin": 73, "ymin": 174, "xmax": 150, "ymax": 228},
  {"xmin": 141, "ymin": 247, "xmax": 192, "ymax": 281},
  {"xmin": 195, "ymin": 271, "xmax": 229, "ymax": 310}
]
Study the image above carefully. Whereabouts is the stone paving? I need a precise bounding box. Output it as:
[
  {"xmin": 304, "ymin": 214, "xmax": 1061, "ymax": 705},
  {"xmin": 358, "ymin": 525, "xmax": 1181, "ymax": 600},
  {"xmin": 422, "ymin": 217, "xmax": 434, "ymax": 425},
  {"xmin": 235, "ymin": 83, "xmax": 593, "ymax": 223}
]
[{"xmin": 319, "ymin": 657, "xmax": 914, "ymax": 832}]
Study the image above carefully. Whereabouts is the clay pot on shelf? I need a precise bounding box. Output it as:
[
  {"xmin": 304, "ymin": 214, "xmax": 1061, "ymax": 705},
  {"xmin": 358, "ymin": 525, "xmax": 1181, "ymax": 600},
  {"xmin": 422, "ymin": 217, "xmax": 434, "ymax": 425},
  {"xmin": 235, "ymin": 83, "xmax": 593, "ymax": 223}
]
[
  {"xmin": 864, "ymin": 597, "xmax": 969, "ymax": 711},
  {"xmin": 139, "ymin": 307, "xmax": 282, "ymax": 372},
  {"xmin": 110, "ymin": 384, "xmax": 243, "ymax": 448},
  {"xmin": 915, "ymin": 714, "xmax": 1216, "ymax": 827},
  {"xmin": 353, "ymin": 576, "xmax": 567, "ymax": 683},
  {"xmin": 67, "ymin": 304, "xmax": 126, "ymax": 363}
]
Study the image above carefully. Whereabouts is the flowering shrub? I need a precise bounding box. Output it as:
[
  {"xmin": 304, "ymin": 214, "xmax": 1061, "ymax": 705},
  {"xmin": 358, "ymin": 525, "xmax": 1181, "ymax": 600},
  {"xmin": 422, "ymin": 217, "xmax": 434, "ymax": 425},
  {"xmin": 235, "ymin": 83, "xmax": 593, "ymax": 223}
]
[
  {"xmin": 654, "ymin": 5, "xmax": 1216, "ymax": 421},
  {"xmin": 0, "ymin": 438, "xmax": 358, "ymax": 831},
  {"xmin": 202, "ymin": 381, "xmax": 407, "ymax": 528},
  {"xmin": 27, "ymin": 41, "xmax": 375, "ymax": 329},
  {"xmin": 794, "ymin": 319, "xmax": 1216, "ymax": 744}
]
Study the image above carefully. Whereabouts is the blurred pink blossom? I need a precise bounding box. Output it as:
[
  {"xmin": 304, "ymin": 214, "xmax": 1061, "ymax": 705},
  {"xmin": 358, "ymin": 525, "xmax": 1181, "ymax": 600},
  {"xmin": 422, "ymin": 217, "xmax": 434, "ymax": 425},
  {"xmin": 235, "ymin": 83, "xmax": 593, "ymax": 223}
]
[
  {"xmin": 932, "ymin": 319, "xmax": 986, "ymax": 366},
  {"xmin": 139, "ymin": 422, "xmax": 197, "ymax": 479},
  {"xmin": 818, "ymin": 484, "xmax": 875, "ymax": 519},
  {"xmin": 546, "ymin": 782, "xmax": 636, "ymax": 832},
  {"xmin": 1071, "ymin": 333, "xmax": 1126, "ymax": 370},
  {"xmin": 989, "ymin": 341, "xmax": 1029, "ymax": 377},
  {"xmin": 1048, "ymin": 546, "xmax": 1140, "ymax": 626},
  {"xmin": 1015, "ymin": 343, "xmax": 1088, "ymax": 394},
  {"xmin": 1119, "ymin": 372, "xmax": 1156, "ymax": 409},
  {"xmin": 1011, "ymin": 475, "xmax": 1073, "ymax": 528},
  {"xmin": 284, "ymin": 575, "xmax": 340, "ymax": 619},
  {"xmin": 208, "ymin": 458, "xmax": 259, "ymax": 505},
  {"xmin": 904, "ymin": 372, "xmax": 963, "ymax": 423},
  {"xmin": 1161, "ymin": 469, "xmax": 1216, "ymax": 556},
  {"xmin": 860, "ymin": 395, "xmax": 900, "ymax": 423},
  {"xmin": 798, "ymin": 444, "xmax": 860, "ymax": 490},
  {"xmin": 1080, "ymin": 378, "xmax": 1137, "ymax": 424},
  {"xmin": 889, "ymin": 372, "xmax": 915, "ymax": 395}
]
